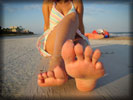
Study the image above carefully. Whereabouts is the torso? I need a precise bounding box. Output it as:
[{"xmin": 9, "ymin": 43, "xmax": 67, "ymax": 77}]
[
  {"xmin": 48, "ymin": 1, "xmax": 81, "ymax": 39},
  {"xmin": 55, "ymin": 1, "xmax": 73, "ymax": 16},
  {"xmin": 48, "ymin": 1, "xmax": 78, "ymax": 17}
]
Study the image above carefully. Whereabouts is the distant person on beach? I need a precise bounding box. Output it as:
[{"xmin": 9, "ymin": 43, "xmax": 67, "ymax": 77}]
[
  {"xmin": 103, "ymin": 29, "xmax": 109, "ymax": 38},
  {"xmin": 37, "ymin": 0, "xmax": 105, "ymax": 92}
]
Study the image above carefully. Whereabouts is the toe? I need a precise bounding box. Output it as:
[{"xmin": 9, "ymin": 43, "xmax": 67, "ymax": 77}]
[
  {"xmin": 47, "ymin": 71, "xmax": 55, "ymax": 78},
  {"xmin": 38, "ymin": 74, "xmax": 45, "ymax": 84},
  {"xmin": 84, "ymin": 46, "xmax": 92, "ymax": 62},
  {"xmin": 42, "ymin": 72, "xmax": 48, "ymax": 79},
  {"xmin": 54, "ymin": 66, "xmax": 67, "ymax": 79},
  {"xmin": 61, "ymin": 40, "xmax": 75, "ymax": 64},
  {"xmin": 38, "ymin": 73, "xmax": 43, "ymax": 80},
  {"xmin": 95, "ymin": 61, "xmax": 103, "ymax": 70},
  {"xmin": 38, "ymin": 79, "xmax": 45, "ymax": 87},
  {"xmin": 74, "ymin": 43, "xmax": 84, "ymax": 60},
  {"xmin": 92, "ymin": 49, "xmax": 101, "ymax": 65}
]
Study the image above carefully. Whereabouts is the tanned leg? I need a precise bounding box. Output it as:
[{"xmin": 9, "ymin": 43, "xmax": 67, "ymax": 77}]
[{"xmin": 38, "ymin": 12, "xmax": 79, "ymax": 87}]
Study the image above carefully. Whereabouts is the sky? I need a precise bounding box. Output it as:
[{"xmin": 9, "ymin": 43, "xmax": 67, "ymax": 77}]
[{"xmin": 2, "ymin": 1, "xmax": 131, "ymax": 34}]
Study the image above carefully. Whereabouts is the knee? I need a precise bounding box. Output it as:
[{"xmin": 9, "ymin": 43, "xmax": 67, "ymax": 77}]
[
  {"xmin": 70, "ymin": 12, "xmax": 78, "ymax": 20},
  {"xmin": 69, "ymin": 12, "xmax": 79, "ymax": 25},
  {"xmin": 70, "ymin": 12, "xmax": 77, "ymax": 17}
]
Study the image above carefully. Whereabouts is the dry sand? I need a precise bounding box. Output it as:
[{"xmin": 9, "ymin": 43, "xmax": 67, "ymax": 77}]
[{"xmin": 0, "ymin": 36, "xmax": 133, "ymax": 100}]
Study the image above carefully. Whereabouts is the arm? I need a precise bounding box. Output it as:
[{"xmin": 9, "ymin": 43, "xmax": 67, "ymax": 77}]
[
  {"xmin": 73, "ymin": 0, "xmax": 85, "ymax": 35},
  {"xmin": 42, "ymin": 0, "xmax": 50, "ymax": 31}
]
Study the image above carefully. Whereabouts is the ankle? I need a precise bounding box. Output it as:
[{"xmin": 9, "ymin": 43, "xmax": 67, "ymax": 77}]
[
  {"xmin": 49, "ymin": 55, "xmax": 63, "ymax": 68},
  {"xmin": 51, "ymin": 55, "xmax": 62, "ymax": 60}
]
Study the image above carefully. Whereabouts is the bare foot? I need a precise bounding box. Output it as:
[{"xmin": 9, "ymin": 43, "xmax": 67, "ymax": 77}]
[
  {"xmin": 38, "ymin": 65, "xmax": 68, "ymax": 87},
  {"xmin": 61, "ymin": 40, "xmax": 105, "ymax": 92}
]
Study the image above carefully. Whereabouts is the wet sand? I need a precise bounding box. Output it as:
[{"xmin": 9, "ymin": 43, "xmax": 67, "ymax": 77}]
[{"xmin": 1, "ymin": 36, "xmax": 132, "ymax": 100}]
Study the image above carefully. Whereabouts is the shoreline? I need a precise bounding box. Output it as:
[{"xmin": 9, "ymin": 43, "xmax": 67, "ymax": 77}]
[
  {"xmin": 0, "ymin": 34, "xmax": 40, "ymax": 39},
  {"xmin": 1, "ymin": 35, "xmax": 133, "ymax": 40}
]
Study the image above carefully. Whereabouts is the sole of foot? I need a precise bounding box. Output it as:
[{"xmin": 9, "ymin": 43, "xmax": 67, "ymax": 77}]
[{"xmin": 61, "ymin": 40, "xmax": 105, "ymax": 92}]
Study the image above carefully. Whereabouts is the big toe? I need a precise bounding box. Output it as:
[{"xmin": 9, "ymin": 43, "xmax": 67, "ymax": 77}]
[
  {"xmin": 54, "ymin": 66, "xmax": 67, "ymax": 79},
  {"xmin": 61, "ymin": 40, "xmax": 75, "ymax": 64},
  {"xmin": 54, "ymin": 66, "xmax": 68, "ymax": 84}
]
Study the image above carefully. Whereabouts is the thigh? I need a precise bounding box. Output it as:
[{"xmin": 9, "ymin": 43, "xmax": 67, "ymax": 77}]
[
  {"xmin": 45, "ymin": 29, "xmax": 56, "ymax": 55},
  {"xmin": 46, "ymin": 12, "xmax": 79, "ymax": 55}
]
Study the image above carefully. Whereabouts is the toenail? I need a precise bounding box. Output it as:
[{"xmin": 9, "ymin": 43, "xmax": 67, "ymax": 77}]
[
  {"xmin": 68, "ymin": 39, "xmax": 73, "ymax": 42},
  {"xmin": 76, "ymin": 43, "xmax": 81, "ymax": 46},
  {"xmin": 66, "ymin": 39, "xmax": 73, "ymax": 43}
]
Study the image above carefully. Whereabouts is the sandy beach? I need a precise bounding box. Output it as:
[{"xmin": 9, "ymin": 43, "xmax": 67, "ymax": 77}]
[{"xmin": 0, "ymin": 35, "xmax": 133, "ymax": 100}]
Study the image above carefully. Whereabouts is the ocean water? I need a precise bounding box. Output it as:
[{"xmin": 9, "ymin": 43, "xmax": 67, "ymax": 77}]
[
  {"xmin": 84, "ymin": 31, "xmax": 133, "ymax": 37},
  {"xmin": 84, "ymin": 32, "xmax": 133, "ymax": 37},
  {"xmin": 108, "ymin": 32, "xmax": 133, "ymax": 37}
]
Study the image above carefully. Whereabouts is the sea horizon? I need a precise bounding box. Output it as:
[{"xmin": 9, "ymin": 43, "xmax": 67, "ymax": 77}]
[{"xmin": 1, "ymin": 31, "xmax": 133, "ymax": 39}]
